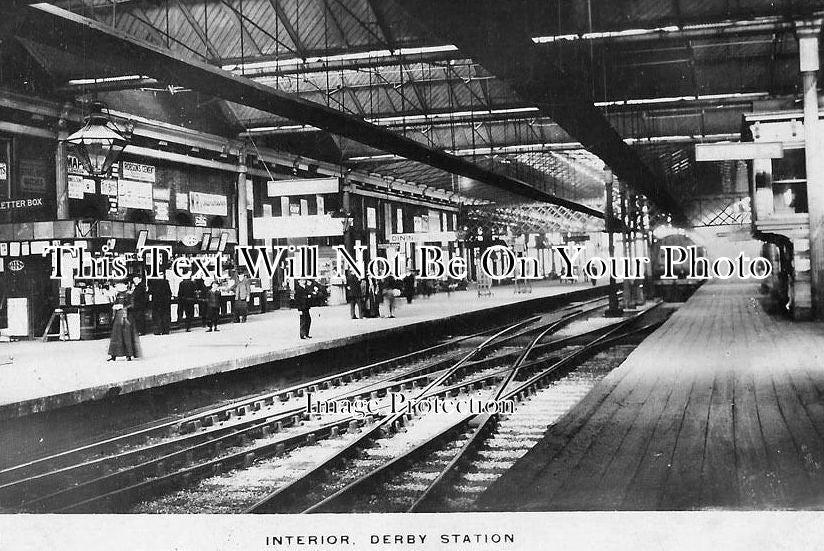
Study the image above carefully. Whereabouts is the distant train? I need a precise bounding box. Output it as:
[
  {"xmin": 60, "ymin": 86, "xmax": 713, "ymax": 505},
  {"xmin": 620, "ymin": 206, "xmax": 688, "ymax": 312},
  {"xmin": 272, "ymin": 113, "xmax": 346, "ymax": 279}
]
[{"xmin": 650, "ymin": 233, "xmax": 707, "ymax": 279}]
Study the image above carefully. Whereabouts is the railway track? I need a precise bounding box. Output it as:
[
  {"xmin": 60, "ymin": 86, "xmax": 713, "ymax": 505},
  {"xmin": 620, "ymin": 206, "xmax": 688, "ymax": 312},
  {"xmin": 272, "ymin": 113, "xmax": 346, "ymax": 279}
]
[
  {"xmin": 249, "ymin": 303, "xmax": 663, "ymax": 514},
  {"xmin": 117, "ymin": 300, "xmax": 659, "ymax": 514},
  {"xmin": 1, "ymin": 295, "xmax": 611, "ymax": 513}
]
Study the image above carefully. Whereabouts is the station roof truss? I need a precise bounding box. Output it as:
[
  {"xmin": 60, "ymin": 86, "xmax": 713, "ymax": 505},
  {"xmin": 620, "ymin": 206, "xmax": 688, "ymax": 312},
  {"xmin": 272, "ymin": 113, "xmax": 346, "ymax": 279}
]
[
  {"xmin": 5, "ymin": 0, "xmax": 824, "ymax": 226},
  {"xmin": 466, "ymin": 203, "xmax": 605, "ymax": 236},
  {"xmin": 687, "ymin": 193, "xmax": 753, "ymax": 227}
]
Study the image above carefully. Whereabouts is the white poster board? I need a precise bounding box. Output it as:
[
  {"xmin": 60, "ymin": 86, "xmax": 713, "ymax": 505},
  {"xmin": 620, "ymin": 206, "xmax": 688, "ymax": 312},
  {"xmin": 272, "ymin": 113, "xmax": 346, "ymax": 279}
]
[
  {"xmin": 68, "ymin": 174, "xmax": 85, "ymax": 199},
  {"xmin": 6, "ymin": 297, "xmax": 28, "ymax": 336},
  {"xmin": 67, "ymin": 312, "xmax": 81, "ymax": 340},
  {"xmin": 189, "ymin": 192, "xmax": 228, "ymax": 216},
  {"xmin": 118, "ymin": 179, "xmax": 153, "ymax": 210}
]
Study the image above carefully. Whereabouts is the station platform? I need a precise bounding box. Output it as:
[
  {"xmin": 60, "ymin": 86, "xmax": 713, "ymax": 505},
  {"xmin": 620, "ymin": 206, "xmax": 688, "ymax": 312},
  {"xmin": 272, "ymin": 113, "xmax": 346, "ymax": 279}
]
[
  {"xmin": 0, "ymin": 280, "xmax": 602, "ymax": 420},
  {"xmin": 480, "ymin": 279, "xmax": 824, "ymax": 510}
]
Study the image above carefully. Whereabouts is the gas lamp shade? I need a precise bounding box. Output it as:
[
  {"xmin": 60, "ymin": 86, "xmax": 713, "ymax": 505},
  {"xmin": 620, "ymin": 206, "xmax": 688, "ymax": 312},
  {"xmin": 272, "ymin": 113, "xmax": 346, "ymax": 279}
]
[{"xmin": 65, "ymin": 102, "xmax": 128, "ymax": 177}]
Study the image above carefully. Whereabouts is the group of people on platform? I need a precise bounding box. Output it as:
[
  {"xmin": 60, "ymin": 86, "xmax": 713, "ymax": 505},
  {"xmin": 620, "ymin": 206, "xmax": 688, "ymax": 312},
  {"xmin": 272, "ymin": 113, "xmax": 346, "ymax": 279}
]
[
  {"xmin": 343, "ymin": 270, "xmax": 419, "ymax": 321},
  {"xmin": 106, "ymin": 267, "xmax": 458, "ymax": 359},
  {"xmin": 107, "ymin": 270, "xmax": 253, "ymax": 361}
]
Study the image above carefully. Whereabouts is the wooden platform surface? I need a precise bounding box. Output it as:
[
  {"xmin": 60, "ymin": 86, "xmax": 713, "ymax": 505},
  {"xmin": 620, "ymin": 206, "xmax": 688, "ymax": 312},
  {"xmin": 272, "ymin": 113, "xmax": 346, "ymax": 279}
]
[{"xmin": 480, "ymin": 280, "xmax": 824, "ymax": 510}]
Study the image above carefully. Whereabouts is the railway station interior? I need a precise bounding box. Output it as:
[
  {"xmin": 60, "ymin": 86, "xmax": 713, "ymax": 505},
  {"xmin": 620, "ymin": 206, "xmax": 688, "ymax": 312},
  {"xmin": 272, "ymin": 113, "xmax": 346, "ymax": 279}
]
[{"xmin": 2, "ymin": 0, "xmax": 824, "ymax": 520}]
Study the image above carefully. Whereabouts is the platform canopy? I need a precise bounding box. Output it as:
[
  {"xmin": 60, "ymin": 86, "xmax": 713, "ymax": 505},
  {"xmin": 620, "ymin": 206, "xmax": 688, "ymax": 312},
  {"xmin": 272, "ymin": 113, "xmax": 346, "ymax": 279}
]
[{"xmin": 4, "ymin": 0, "xmax": 822, "ymax": 228}]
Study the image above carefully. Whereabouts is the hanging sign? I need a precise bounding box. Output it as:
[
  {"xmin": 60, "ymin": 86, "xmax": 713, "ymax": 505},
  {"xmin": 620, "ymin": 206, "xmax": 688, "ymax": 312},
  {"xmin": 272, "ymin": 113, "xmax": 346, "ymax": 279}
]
[
  {"xmin": 267, "ymin": 177, "xmax": 339, "ymax": 197},
  {"xmin": 389, "ymin": 231, "xmax": 458, "ymax": 244},
  {"xmin": 8, "ymin": 259, "xmax": 24, "ymax": 271},
  {"xmin": 695, "ymin": 142, "xmax": 783, "ymax": 161}
]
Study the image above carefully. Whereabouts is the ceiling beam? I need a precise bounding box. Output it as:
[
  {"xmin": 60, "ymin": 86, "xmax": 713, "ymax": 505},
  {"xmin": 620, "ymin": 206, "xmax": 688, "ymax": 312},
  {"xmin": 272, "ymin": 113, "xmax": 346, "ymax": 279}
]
[
  {"xmin": 532, "ymin": 15, "xmax": 798, "ymax": 45},
  {"xmin": 21, "ymin": 2, "xmax": 604, "ymax": 219}
]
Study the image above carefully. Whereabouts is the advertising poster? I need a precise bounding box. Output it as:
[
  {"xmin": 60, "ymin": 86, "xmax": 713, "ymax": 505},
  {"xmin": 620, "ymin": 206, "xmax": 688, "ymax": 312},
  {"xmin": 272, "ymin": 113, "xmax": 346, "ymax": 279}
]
[
  {"xmin": 154, "ymin": 201, "xmax": 169, "ymax": 222},
  {"xmin": 4, "ymin": 3, "xmax": 824, "ymax": 551},
  {"xmin": 67, "ymin": 174, "xmax": 84, "ymax": 199},
  {"xmin": 19, "ymin": 159, "xmax": 48, "ymax": 194},
  {"xmin": 118, "ymin": 179, "xmax": 153, "ymax": 210},
  {"xmin": 189, "ymin": 191, "xmax": 228, "ymax": 216}
]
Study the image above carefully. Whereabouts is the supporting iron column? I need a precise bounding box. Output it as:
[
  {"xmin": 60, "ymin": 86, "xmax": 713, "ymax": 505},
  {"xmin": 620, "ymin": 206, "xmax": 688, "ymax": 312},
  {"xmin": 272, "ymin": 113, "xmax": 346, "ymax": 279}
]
[
  {"xmin": 605, "ymin": 170, "xmax": 622, "ymax": 317},
  {"xmin": 236, "ymin": 148, "xmax": 249, "ymax": 247},
  {"xmin": 55, "ymin": 103, "xmax": 71, "ymax": 220},
  {"xmin": 621, "ymin": 180, "xmax": 634, "ymax": 310},
  {"xmin": 342, "ymin": 178, "xmax": 353, "ymax": 255},
  {"xmin": 798, "ymin": 20, "xmax": 824, "ymax": 320}
]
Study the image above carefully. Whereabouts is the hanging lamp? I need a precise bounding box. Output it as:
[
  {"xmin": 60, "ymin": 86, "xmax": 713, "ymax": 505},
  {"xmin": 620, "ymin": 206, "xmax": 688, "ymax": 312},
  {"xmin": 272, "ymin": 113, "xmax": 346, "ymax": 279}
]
[{"xmin": 65, "ymin": 100, "xmax": 128, "ymax": 177}]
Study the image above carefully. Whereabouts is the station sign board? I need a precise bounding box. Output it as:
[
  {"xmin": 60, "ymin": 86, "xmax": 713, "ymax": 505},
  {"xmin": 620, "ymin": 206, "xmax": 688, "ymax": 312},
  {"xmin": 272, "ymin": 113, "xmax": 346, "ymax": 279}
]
[
  {"xmin": 120, "ymin": 161, "xmax": 156, "ymax": 183},
  {"xmin": 267, "ymin": 177, "xmax": 340, "ymax": 197},
  {"xmin": 389, "ymin": 231, "xmax": 458, "ymax": 243},
  {"xmin": 695, "ymin": 142, "xmax": 784, "ymax": 161},
  {"xmin": 253, "ymin": 214, "xmax": 345, "ymax": 238}
]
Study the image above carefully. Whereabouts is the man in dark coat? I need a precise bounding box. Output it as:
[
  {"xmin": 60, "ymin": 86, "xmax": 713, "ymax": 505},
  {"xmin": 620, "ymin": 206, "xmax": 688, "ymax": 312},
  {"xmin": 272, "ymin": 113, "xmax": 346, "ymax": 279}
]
[
  {"xmin": 344, "ymin": 270, "xmax": 362, "ymax": 319},
  {"xmin": 232, "ymin": 271, "xmax": 252, "ymax": 323},
  {"xmin": 149, "ymin": 276, "xmax": 172, "ymax": 335},
  {"xmin": 402, "ymin": 270, "xmax": 417, "ymax": 304},
  {"xmin": 177, "ymin": 275, "xmax": 197, "ymax": 332},
  {"xmin": 294, "ymin": 279, "xmax": 315, "ymax": 339}
]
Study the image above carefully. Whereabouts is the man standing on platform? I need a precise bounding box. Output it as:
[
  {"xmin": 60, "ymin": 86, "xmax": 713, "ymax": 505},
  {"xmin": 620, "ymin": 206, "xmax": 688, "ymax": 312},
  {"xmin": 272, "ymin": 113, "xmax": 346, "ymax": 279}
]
[
  {"xmin": 344, "ymin": 269, "xmax": 362, "ymax": 319},
  {"xmin": 177, "ymin": 274, "xmax": 197, "ymax": 332},
  {"xmin": 403, "ymin": 270, "xmax": 417, "ymax": 304},
  {"xmin": 149, "ymin": 274, "xmax": 172, "ymax": 335},
  {"xmin": 294, "ymin": 279, "xmax": 315, "ymax": 339},
  {"xmin": 233, "ymin": 270, "xmax": 252, "ymax": 323}
]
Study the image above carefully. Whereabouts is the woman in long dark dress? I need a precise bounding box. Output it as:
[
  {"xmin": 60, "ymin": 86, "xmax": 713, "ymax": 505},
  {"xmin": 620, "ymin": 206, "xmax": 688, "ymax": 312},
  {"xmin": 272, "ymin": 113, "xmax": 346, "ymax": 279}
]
[{"xmin": 108, "ymin": 283, "xmax": 139, "ymax": 361}]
